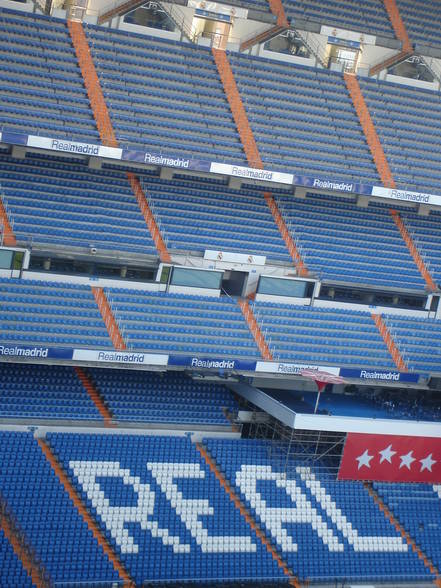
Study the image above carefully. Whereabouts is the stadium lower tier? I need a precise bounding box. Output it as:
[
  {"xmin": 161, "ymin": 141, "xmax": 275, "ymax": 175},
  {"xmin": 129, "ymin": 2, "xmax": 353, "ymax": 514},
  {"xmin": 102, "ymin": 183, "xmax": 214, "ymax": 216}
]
[{"xmin": 0, "ymin": 431, "xmax": 438, "ymax": 586}]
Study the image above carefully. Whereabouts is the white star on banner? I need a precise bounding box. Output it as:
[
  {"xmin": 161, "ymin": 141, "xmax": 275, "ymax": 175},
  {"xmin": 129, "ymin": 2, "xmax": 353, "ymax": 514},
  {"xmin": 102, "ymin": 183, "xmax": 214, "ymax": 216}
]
[
  {"xmin": 356, "ymin": 449, "xmax": 373, "ymax": 470},
  {"xmin": 399, "ymin": 451, "xmax": 415, "ymax": 470},
  {"xmin": 379, "ymin": 444, "xmax": 396, "ymax": 464},
  {"xmin": 420, "ymin": 453, "xmax": 436, "ymax": 473}
]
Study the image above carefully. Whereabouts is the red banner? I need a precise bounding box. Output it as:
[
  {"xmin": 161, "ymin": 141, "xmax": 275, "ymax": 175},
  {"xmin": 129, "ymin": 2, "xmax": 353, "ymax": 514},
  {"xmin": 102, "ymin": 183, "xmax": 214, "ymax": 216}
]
[{"xmin": 338, "ymin": 433, "xmax": 441, "ymax": 483}]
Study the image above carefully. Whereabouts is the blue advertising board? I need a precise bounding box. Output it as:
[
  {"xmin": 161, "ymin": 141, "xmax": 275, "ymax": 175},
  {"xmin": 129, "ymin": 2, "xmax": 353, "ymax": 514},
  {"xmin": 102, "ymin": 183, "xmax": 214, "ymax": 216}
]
[
  {"xmin": 0, "ymin": 345, "xmax": 74, "ymax": 360},
  {"xmin": 168, "ymin": 355, "xmax": 257, "ymax": 371},
  {"xmin": 339, "ymin": 368, "xmax": 420, "ymax": 383}
]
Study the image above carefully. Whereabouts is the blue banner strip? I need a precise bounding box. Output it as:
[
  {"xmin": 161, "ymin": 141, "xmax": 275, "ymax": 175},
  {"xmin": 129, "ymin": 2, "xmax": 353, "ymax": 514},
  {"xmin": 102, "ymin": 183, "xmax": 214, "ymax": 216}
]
[
  {"xmin": 0, "ymin": 345, "xmax": 73, "ymax": 360},
  {"xmin": 122, "ymin": 148, "xmax": 212, "ymax": 173},
  {"xmin": 168, "ymin": 355, "xmax": 257, "ymax": 371},
  {"xmin": 339, "ymin": 368, "xmax": 420, "ymax": 383}
]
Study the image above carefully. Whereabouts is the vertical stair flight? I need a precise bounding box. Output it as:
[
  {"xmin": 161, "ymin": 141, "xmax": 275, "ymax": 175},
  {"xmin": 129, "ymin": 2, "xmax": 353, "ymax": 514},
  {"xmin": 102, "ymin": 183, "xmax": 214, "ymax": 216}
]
[
  {"xmin": 390, "ymin": 210, "xmax": 437, "ymax": 291},
  {"xmin": 68, "ymin": 20, "xmax": 118, "ymax": 147},
  {"xmin": 371, "ymin": 313, "xmax": 407, "ymax": 371},
  {"xmin": 238, "ymin": 299, "xmax": 273, "ymax": 360},
  {"xmin": 92, "ymin": 287, "xmax": 127, "ymax": 350}
]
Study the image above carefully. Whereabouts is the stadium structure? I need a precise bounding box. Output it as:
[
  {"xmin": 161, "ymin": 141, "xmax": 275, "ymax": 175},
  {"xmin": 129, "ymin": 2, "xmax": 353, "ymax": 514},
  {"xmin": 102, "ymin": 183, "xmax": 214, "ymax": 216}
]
[{"xmin": 0, "ymin": 0, "xmax": 441, "ymax": 584}]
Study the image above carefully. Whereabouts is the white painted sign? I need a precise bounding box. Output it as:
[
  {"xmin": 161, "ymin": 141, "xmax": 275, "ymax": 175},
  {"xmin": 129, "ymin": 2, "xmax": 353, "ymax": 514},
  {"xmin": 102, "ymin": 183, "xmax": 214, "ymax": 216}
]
[
  {"xmin": 26, "ymin": 136, "xmax": 122, "ymax": 160},
  {"xmin": 255, "ymin": 361, "xmax": 340, "ymax": 375},
  {"xmin": 72, "ymin": 349, "xmax": 168, "ymax": 365},
  {"xmin": 371, "ymin": 186, "xmax": 441, "ymax": 207},
  {"xmin": 210, "ymin": 162, "xmax": 293, "ymax": 185},
  {"xmin": 204, "ymin": 250, "xmax": 266, "ymax": 265}
]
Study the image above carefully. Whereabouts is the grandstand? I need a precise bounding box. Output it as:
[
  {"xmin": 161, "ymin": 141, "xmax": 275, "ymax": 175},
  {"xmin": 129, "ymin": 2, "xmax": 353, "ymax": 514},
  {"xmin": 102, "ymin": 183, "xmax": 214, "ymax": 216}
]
[{"xmin": 0, "ymin": 0, "xmax": 441, "ymax": 585}]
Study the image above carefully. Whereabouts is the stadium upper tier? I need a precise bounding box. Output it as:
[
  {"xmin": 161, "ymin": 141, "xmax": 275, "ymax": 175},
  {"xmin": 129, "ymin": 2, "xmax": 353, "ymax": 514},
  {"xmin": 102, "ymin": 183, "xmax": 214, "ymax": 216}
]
[
  {"xmin": 228, "ymin": 53, "xmax": 380, "ymax": 186},
  {"xmin": 0, "ymin": 8, "xmax": 97, "ymax": 143},
  {"xmin": 358, "ymin": 77, "xmax": 441, "ymax": 194},
  {"xmin": 0, "ymin": 363, "xmax": 238, "ymax": 425},
  {"xmin": 396, "ymin": 0, "xmax": 441, "ymax": 50},
  {"xmin": 2, "ymin": 6, "xmax": 441, "ymax": 199},
  {"xmin": 283, "ymin": 0, "xmax": 395, "ymax": 39},
  {"xmin": 85, "ymin": 24, "xmax": 246, "ymax": 163}
]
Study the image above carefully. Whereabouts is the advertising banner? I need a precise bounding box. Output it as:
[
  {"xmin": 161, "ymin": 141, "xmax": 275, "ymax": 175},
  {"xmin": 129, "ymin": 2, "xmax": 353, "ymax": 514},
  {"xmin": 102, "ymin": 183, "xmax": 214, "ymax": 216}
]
[
  {"xmin": 0, "ymin": 345, "xmax": 73, "ymax": 360},
  {"xmin": 72, "ymin": 349, "xmax": 168, "ymax": 366},
  {"xmin": 339, "ymin": 368, "xmax": 420, "ymax": 383},
  {"xmin": 168, "ymin": 355, "xmax": 257, "ymax": 371}
]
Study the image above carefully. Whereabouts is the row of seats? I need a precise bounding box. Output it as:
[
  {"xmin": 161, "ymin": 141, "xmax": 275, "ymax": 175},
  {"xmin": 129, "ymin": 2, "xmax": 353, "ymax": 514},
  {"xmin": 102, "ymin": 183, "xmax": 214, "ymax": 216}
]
[
  {"xmin": 0, "ymin": 7, "xmax": 97, "ymax": 143},
  {"xmin": 228, "ymin": 52, "xmax": 379, "ymax": 186},
  {"xmin": 0, "ymin": 354, "xmax": 238, "ymax": 426},
  {"xmin": 205, "ymin": 438, "xmax": 432, "ymax": 583},
  {"xmin": 283, "ymin": 0, "xmax": 395, "ymax": 38},
  {"xmin": 2, "ymin": 150, "xmax": 439, "ymax": 291},
  {"xmin": 359, "ymin": 76, "xmax": 441, "ymax": 194},
  {"xmin": 0, "ymin": 431, "xmax": 438, "ymax": 585},
  {"xmin": 0, "ymin": 432, "xmax": 119, "ymax": 584},
  {"xmin": 384, "ymin": 313, "xmax": 441, "ymax": 372},
  {"xmin": 275, "ymin": 192, "xmax": 425, "ymax": 290},
  {"xmin": 252, "ymin": 300, "xmax": 397, "ymax": 368},
  {"xmin": 374, "ymin": 483, "xmax": 441, "ymax": 571},
  {"xmin": 4, "ymin": 277, "xmax": 441, "ymax": 373},
  {"xmin": 104, "ymin": 286, "xmax": 260, "ymax": 358},
  {"xmin": 87, "ymin": 367, "xmax": 238, "ymax": 426},
  {"xmin": 0, "ymin": 277, "xmax": 112, "ymax": 349},
  {"xmin": 0, "ymin": 528, "xmax": 33, "ymax": 587},
  {"xmin": 0, "ymin": 151, "xmax": 157, "ymax": 256},
  {"xmin": 396, "ymin": 0, "xmax": 441, "ymax": 49},
  {"xmin": 85, "ymin": 24, "xmax": 246, "ymax": 164}
]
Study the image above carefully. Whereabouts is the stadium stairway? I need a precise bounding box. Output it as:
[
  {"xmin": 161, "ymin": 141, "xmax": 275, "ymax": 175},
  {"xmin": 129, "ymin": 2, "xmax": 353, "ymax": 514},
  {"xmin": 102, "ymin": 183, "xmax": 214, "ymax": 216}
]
[
  {"xmin": 268, "ymin": 0, "xmax": 289, "ymax": 27},
  {"xmin": 371, "ymin": 313, "xmax": 408, "ymax": 371},
  {"xmin": 238, "ymin": 299, "xmax": 273, "ymax": 361},
  {"xmin": 68, "ymin": 19, "xmax": 171, "ymax": 263},
  {"xmin": 37, "ymin": 437, "xmax": 134, "ymax": 585},
  {"xmin": 0, "ymin": 498, "xmax": 47, "ymax": 587},
  {"xmin": 369, "ymin": 0, "xmax": 413, "ymax": 76},
  {"xmin": 68, "ymin": 20, "xmax": 117, "ymax": 148},
  {"xmin": 212, "ymin": 48, "xmax": 307, "ymax": 276},
  {"xmin": 126, "ymin": 172, "xmax": 172, "ymax": 263},
  {"xmin": 344, "ymin": 73, "xmax": 395, "ymax": 189},
  {"xmin": 74, "ymin": 366, "xmax": 115, "ymax": 427},
  {"xmin": 364, "ymin": 482, "xmax": 441, "ymax": 585},
  {"xmin": 195, "ymin": 442, "xmax": 300, "ymax": 587},
  {"xmin": 237, "ymin": 0, "xmax": 291, "ymax": 51},
  {"xmin": 390, "ymin": 210, "xmax": 437, "ymax": 291},
  {"xmin": 92, "ymin": 286, "xmax": 127, "ymax": 350},
  {"xmin": 0, "ymin": 198, "xmax": 16, "ymax": 247},
  {"xmin": 345, "ymin": 73, "xmax": 436, "ymax": 291}
]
